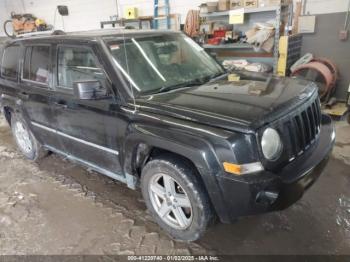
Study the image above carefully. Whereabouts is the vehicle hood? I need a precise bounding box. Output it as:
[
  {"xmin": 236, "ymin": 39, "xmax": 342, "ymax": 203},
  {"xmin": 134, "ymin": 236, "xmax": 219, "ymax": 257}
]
[{"xmin": 135, "ymin": 74, "xmax": 318, "ymax": 132}]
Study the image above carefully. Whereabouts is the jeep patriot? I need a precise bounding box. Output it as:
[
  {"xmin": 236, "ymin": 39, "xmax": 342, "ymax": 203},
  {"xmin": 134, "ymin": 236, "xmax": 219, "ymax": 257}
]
[{"xmin": 0, "ymin": 30, "xmax": 335, "ymax": 241}]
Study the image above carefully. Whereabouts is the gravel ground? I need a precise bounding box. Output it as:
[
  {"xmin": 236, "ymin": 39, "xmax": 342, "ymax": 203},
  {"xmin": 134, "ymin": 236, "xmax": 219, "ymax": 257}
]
[{"xmin": 0, "ymin": 115, "xmax": 207, "ymax": 255}]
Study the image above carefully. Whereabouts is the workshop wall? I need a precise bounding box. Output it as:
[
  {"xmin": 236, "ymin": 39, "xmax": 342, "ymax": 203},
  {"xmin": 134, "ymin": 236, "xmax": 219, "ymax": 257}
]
[
  {"xmin": 302, "ymin": 0, "xmax": 349, "ymax": 15},
  {"xmin": 301, "ymin": 11, "xmax": 350, "ymax": 100},
  {"xmin": 0, "ymin": 1, "xmax": 8, "ymax": 36},
  {"xmin": 1, "ymin": 0, "xmax": 349, "ymax": 100},
  {"xmin": 0, "ymin": 0, "xmax": 203, "ymax": 34},
  {"xmin": 1, "ymin": 0, "xmax": 118, "ymax": 32},
  {"xmin": 2, "ymin": 0, "xmax": 349, "ymax": 30},
  {"xmin": 117, "ymin": 0, "xmax": 202, "ymax": 22}
]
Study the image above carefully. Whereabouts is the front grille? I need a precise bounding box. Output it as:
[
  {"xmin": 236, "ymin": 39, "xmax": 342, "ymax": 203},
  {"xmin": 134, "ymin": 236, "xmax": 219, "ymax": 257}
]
[{"xmin": 279, "ymin": 96, "xmax": 321, "ymax": 162}]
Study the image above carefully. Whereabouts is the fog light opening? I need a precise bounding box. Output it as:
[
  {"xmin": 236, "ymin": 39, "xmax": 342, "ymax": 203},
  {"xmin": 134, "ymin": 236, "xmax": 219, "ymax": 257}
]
[{"xmin": 256, "ymin": 190, "xmax": 279, "ymax": 205}]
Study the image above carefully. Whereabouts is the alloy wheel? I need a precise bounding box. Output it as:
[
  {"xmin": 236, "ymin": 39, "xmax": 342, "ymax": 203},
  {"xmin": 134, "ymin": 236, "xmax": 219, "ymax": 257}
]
[{"xmin": 149, "ymin": 173, "xmax": 193, "ymax": 230}]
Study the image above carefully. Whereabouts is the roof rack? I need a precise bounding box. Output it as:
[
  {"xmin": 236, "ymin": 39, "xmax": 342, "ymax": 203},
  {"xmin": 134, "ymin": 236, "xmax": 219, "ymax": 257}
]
[{"xmin": 15, "ymin": 30, "xmax": 66, "ymax": 38}]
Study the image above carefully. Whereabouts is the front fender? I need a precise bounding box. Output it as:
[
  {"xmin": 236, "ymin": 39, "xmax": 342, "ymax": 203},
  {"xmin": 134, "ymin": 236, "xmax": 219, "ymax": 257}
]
[{"xmin": 123, "ymin": 121, "xmax": 233, "ymax": 223}]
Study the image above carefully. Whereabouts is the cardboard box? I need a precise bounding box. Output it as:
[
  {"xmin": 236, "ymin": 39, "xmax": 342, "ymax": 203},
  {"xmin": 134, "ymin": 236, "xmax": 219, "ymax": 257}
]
[
  {"xmin": 199, "ymin": 2, "xmax": 217, "ymax": 13},
  {"xmin": 230, "ymin": 0, "xmax": 244, "ymax": 9},
  {"xmin": 244, "ymin": 0, "xmax": 258, "ymax": 8},
  {"xmin": 124, "ymin": 7, "xmax": 138, "ymax": 19},
  {"xmin": 259, "ymin": 0, "xmax": 291, "ymax": 7},
  {"xmin": 218, "ymin": 0, "xmax": 230, "ymax": 11}
]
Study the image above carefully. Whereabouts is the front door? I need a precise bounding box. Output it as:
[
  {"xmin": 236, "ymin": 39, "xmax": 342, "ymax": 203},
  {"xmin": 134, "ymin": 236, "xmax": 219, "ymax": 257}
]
[{"xmin": 50, "ymin": 43, "xmax": 123, "ymax": 179}]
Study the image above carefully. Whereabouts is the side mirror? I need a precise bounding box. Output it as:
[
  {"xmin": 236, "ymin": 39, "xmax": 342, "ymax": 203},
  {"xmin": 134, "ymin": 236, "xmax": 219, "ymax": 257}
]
[{"xmin": 73, "ymin": 80, "xmax": 107, "ymax": 100}]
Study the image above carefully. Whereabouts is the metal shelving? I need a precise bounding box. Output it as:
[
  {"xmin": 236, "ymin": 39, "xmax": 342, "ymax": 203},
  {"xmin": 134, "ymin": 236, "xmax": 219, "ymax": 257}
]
[
  {"xmin": 201, "ymin": 5, "xmax": 292, "ymax": 74},
  {"xmin": 200, "ymin": 5, "xmax": 284, "ymax": 18},
  {"xmin": 203, "ymin": 43, "xmax": 253, "ymax": 49}
]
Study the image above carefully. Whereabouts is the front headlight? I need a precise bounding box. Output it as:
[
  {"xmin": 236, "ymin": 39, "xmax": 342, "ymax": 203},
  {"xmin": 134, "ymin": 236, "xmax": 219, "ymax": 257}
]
[{"xmin": 261, "ymin": 128, "xmax": 283, "ymax": 160}]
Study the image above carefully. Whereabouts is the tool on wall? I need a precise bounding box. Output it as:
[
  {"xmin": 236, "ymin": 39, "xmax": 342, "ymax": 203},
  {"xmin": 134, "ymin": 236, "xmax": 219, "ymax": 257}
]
[
  {"xmin": 153, "ymin": 0, "xmax": 170, "ymax": 29},
  {"xmin": 3, "ymin": 12, "xmax": 51, "ymax": 38}
]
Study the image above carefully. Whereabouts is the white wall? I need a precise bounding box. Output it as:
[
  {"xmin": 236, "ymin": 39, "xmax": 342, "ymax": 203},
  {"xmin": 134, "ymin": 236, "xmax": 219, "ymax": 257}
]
[
  {"xmin": 0, "ymin": 1, "xmax": 8, "ymax": 36},
  {"xmin": 303, "ymin": 0, "xmax": 350, "ymax": 15},
  {"xmin": 2, "ymin": 0, "xmax": 118, "ymax": 32},
  {"xmin": 0, "ymin": 0, "xmax": 203, "ymax": 34},
  {"xmin": 117, "ymin": 0, "xmax": 202, "ymax": 20},
  {"xmin": 0, "ymin": 0, "xmax": 348, "ymax": 35}
]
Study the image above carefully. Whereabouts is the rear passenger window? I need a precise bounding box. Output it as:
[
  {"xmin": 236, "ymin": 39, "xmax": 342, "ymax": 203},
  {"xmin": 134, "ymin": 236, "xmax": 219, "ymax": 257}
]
[
  {"xmin": 23, "ymin": 46, "xmax": 50, "ymax": 85},
  {"xmin": 57, "ymin": 46, "xmax": 106, "ymax": 89},
  {"xmin": 1, "ymin": 45, "xmax": 20, "ymax": 80}
]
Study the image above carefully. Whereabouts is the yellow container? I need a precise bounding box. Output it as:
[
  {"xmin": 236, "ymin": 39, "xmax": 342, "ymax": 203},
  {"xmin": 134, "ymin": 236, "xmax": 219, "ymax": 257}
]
[
  {"xmin": 277, "ymin": 36, "xmax": 289, "ymax": 76},
  {"xmin": 124, "ymin": 7, "xmax": 138, "ymax": 19}
]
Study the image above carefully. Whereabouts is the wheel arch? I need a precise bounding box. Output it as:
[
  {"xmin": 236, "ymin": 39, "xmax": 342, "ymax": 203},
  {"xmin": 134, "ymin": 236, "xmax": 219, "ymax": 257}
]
[
  {"xmin": 123, "ymin": 127, "xmax": 231, "ymax": 222},
  {"xmin": 124, "ymin": 136, "xmax": 221, "ymax": 181},
  {"xmin": 134, "ymin": 145, "xmax": 207, "ymax": 188}
]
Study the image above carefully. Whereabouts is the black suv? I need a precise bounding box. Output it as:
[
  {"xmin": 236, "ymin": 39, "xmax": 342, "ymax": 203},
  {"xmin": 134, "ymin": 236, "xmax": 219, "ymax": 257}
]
[{"xmin": 0, "ymin": 30, "xmax": 335, "ymax": 241}]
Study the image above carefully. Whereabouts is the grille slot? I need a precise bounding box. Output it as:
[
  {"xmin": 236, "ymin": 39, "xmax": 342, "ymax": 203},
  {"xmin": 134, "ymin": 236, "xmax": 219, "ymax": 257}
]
[{"xmin": 279, "ymin": 97, "xmax": 321, "ymax": 162}]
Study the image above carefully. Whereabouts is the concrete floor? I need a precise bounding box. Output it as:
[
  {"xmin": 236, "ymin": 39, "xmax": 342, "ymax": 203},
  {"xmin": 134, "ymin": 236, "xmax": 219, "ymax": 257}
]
[{"xmin": 0, "ymin": 114, "xmax": 349, "ymax": 255}]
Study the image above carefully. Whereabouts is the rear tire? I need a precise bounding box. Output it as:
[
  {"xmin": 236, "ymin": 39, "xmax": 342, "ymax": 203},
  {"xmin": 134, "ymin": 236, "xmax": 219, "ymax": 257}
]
[
  {"xmin": 141, "ymin": 154, "xmax": 214, "ymax": 241},
  {"xmin": 11, "ymin": 113, "xmax": 47, "ymax": 161}
]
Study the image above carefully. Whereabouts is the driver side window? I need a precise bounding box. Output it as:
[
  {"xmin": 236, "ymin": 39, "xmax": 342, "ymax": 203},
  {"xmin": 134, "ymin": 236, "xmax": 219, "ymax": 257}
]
[{"xmin": 57, "ymin": 46, "xmax": 107, "ymax": 89}]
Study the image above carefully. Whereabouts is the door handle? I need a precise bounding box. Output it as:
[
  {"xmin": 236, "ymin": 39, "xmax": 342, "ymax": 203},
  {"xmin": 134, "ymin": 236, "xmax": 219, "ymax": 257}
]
[
  {"xmin": 19, "ymin": 92, "xmax": 29, "ymax": 100},
  {"xmin": 53, "ymin": 101, "xmax": 68, "ymax": 109}
]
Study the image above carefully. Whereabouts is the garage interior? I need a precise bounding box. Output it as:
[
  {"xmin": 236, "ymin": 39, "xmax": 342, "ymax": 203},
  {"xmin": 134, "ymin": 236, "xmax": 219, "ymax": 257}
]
[{"xmin": 0, "ymin": 0, "xmax": 350, "ymax": 258}]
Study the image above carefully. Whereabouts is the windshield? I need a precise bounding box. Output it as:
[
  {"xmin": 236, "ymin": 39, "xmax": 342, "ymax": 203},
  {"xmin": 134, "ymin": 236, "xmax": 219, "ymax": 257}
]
[{"xmin": 105, "ymin": 33, "xmax": 224, "ymax": 95}]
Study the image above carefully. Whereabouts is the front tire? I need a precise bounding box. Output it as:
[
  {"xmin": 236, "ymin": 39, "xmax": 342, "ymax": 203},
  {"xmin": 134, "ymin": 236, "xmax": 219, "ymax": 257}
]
[
  {"xmin": 11, "ymin": 113, "xmax": 47, "ymax": 161},
  {"xmin": 141, "ymin": 154, "xmax": 214, "ymax": 241}
]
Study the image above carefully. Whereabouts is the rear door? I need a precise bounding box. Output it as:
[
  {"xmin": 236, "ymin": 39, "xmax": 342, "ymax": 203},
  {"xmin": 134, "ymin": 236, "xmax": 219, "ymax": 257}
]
[
  {"xmin": 0, "ymin": 44, "xmax": 21, "ymax": 104},
  {"xmin": 50, "ymin": 42, "xmax": 123, "ymax": 178},
  {"xmin": 18, "ymin": 44, "xmax": 60, "ymax": 149}
]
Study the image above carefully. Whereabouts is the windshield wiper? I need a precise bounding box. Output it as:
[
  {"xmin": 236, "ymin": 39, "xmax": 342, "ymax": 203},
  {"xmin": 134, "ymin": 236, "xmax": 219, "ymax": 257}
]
[
  {"xmin": 155, "ymin": 72, "xmax": 226, "ymax": 94},
  {"xmin": 156, "ymin": 79, "xmax": 207, "ymax": 94},
  {"xmin": 208, "ymin": 71, "xmax": 227, "ymax": 82}
]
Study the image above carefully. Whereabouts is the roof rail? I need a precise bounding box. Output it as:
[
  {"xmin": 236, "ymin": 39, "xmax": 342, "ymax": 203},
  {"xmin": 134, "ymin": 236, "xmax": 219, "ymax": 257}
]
[
  {"xmin": 15, "ymin": 30, "xmax": 65, "ymax": 38},
  {"xmin": 52, "ymin": 30, "xmax": 66, "ymax": 35}
]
